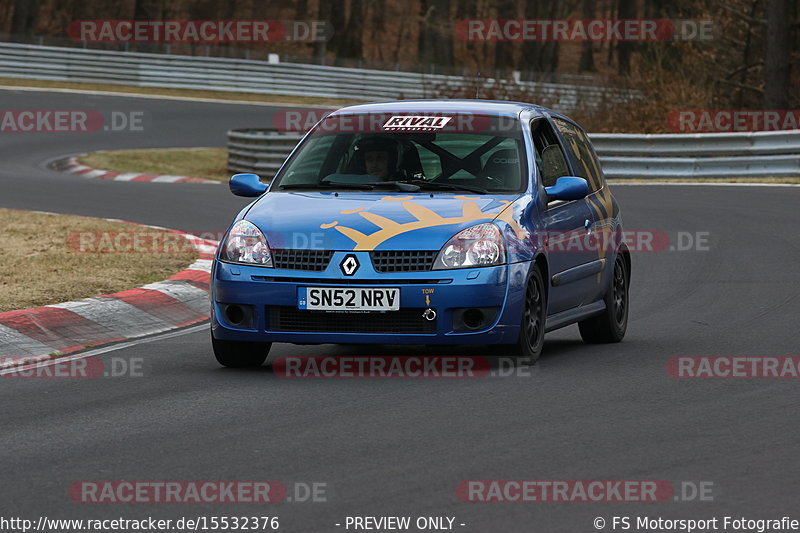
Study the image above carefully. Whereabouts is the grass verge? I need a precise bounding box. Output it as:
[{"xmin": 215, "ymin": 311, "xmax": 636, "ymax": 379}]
[
  {"xmin": 0, "ymin": 77, "xmax": 358, "ymax": 107},
  {"xmin": 79, "ymin": 148, "xmax": 229, "ymax": 182},
  {"xmin": 0, "ymin": 209, "xmax": 199, "ymax": 312}
]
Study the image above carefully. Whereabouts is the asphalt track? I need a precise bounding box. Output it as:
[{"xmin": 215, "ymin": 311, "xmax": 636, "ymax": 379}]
[{"xmin": 1, "ymin": 88, "xmax": 799, "ymax": 532}]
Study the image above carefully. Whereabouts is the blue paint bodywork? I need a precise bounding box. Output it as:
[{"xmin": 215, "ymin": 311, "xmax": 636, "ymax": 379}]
[{"xmin": 211, "ymin": 100, "xmax": 627, "ymax": 346}]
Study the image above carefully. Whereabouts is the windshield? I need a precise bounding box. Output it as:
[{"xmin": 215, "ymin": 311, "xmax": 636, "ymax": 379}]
[{"xmin": 272, "ymin": 113, "xmax": 526, "ymax": 193}]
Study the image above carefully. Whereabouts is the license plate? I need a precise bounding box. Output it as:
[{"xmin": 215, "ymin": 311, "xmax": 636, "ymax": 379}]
[{"xmin": 298, "ymin": 287, "xmax": 400, "ymax": 311}]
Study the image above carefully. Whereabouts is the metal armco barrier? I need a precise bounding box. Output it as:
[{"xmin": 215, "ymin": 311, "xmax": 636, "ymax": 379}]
[
  {"xmin": 590, "ymin": 131, "xmax": 800, "ymax": 178},
  {"xmin": 0, "ymin": 42, "xmax": 632, "ymax": 109},
  {"xmin": 228, "ymin": 130, "xmax": 304, "ymax": 175},
  {"xmin": 227, "ymin": 129, "xmax": 800, "ymax": 179}
]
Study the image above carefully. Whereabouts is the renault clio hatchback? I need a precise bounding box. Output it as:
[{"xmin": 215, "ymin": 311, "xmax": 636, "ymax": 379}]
[{"xmin": 211, "ymin": 100, "xmax": 630, "ymax": 367}]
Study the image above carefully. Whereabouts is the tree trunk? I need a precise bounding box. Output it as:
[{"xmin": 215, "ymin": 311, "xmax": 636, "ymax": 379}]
[
  {"xmin": 616, "ymin": 0, "xmax": 635, "ymax": 75},
  {"xmin": 419, "ymin": 0, "xmax": 453, "ymax": 71},
  {"xmin": 339, "ymin": 0, "xmax": 364, "ymax": 61},
  {"xmin": 133, "ymin": 0, "xmax": 164, "ymax": 20},
  {"xmin": 10, "ymin": 0, "xmax": 39, "ymax": 42},
  {"xmin": 494, "ymin": 0, "xmax": 516, "ymax": 71},
  {"xmin": 327, "ymin": 0, "xmax": 347, "ymax": 56},
  {"xmin": 314, "ymin": 1, "xmax": 331, "ymax": 63},
  {"xmin": 521, "ymin": 0, "xmax": 561, "ymax": 75},
  {"xmin": 763, "ymin": 0, "xmax": 790, "ymax": 108},
  {"xmin": 579, "ymin": 0, "xmax": 597, "ymax": 72}
]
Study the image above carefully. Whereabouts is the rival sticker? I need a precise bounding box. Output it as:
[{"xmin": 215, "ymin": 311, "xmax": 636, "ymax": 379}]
[{"xmin": 383, "ymin": 115, "xmax": 452, "ymax": 131}]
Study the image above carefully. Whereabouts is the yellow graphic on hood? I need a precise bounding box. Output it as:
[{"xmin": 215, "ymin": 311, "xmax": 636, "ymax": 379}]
[{"xmin": 320, "ymin": 197, "xmax": 526, "ymax": 251}]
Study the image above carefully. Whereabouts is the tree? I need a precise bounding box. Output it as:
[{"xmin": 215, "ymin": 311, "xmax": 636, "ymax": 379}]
[
  {"xmin": 763, "ymin": 0, "xmax": 790, "ymax": 108},
  {"xmin": 616, "ymin": 0, "xmax": 635, "ymax": 75},
  {"xmin": 314, "ymin": 1, "xmax": 331, "ymax": 62},
  {"xmin": 10, "ymin": 0, "xmax": 40, "ymax": 42},
  {"xmin": 418, "ymin": 0, "xmax": 453, "ymax": 71},
  {"xmin": 521, "ymin": 0, "xmax": 562, "ymax": 74},
  {"xmin": 339, "ymin": 0, "xmax": 364, "ymax": 61},
  {"xmin": 133, "ymin": 0, "xmax": 164, "ymax": 20},
  {"xmin": 578, "ymin": 0, "xmax": 597, "ymax": 72},
  {"xmin": 494, "ymin": 0, "xmax": 517, "ymax": 72}
]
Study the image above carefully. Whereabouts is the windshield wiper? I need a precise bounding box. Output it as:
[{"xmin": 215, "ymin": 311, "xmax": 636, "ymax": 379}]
[
  {"xmin": 409, "ymin": 180, "xmax": 489, "ymax": 194},
  {"xmin": 279, "ymin": 182, "xmax": 375, "ymax": 190},
  {"xmin": 363, "ymin": 181, "xmax": 421, "ymax": 192}
]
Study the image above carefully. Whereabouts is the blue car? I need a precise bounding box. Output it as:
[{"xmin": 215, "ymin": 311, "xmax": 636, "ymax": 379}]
[{"xmin": 211, "ymin": 100, "xmax": 630, "ymax": 367}]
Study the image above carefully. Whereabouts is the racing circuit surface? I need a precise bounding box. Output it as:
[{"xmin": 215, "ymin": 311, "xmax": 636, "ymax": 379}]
[{"xmin": 1, "ymin": 88, "xmax": 799, "ymax": 531}]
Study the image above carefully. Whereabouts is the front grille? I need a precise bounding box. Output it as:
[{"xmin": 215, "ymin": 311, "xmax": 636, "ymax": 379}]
[
  {"xmin": 267, "ymin": 307, "xmax": 437, "ymax": 333},
  {"xmin": 370, "ymin": 250, "xmax": 438, "ymax": 273},
  {"xmin": 272, "ymin": 249, "xmax": 333, "ymax": 271}
]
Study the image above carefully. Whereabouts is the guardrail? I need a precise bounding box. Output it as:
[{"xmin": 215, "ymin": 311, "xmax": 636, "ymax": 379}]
[
  {"xmin": 0, "ymin": 42, "xmax": 632, "ymax": 109},
  {"xmin": 228, "ymin": 130, "xmax": 304, "ymax": 175},
  {"xmin": 227, "ymin": 129, "xmax": 800, "ymax": 179},
  {"xmin": 590, "ymin": 131, "xmax": 800, "ymax": 178}
]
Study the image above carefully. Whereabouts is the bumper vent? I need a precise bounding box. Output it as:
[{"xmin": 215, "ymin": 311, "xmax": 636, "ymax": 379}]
[{"xmin": 267, "ymin": 307, "xmax": 437, "ymax": 333}]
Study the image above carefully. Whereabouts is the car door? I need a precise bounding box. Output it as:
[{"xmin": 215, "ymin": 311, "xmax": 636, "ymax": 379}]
[
  {"xmin": 531, "ymin": 117, "xmax": 598, "ymax": 314},
  {"xmin": 553, "ymin": 117, "xmax": 618, "ymax": 305}
]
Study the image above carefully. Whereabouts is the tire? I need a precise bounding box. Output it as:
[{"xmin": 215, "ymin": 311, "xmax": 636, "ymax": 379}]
[
  {"xmin": 579, "ymin": 253, "xmax": 629, "ymax": 343},
  {"xmin": 511, "ymin": 264, "xmax": 547, "ymax": 364},
  {"xmin": 212, "ymin": 336, "xmax": 271, "ymax": 368}
]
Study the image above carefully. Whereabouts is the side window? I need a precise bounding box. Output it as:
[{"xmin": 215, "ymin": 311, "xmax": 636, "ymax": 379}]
[
  {"xmin": 553, "ymin": 118, "xmax": 604, "ymax": 193},
  {"xmin": 530, "ymin": 119, "xmax": 570, "ymax": 189}
]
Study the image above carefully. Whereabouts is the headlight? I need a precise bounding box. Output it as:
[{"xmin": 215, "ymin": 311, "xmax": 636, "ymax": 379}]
[
  {"xmin": 221, "ymin": 220, "xmax": 273, "ymax": 266},
  {"xmin": 433, "ymin": 223, "xmax": 505, "ymax": 270}
]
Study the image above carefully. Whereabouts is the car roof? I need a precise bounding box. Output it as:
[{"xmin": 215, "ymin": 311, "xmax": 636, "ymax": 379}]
[{"xmin": 329, "ymin": 99, "xmax": 560, "ymax": 120}]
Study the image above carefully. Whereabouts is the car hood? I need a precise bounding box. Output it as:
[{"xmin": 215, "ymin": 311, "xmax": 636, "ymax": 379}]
[{"xmin": 243, "ymin": 191, "xmax": 524, "ymax": 251}]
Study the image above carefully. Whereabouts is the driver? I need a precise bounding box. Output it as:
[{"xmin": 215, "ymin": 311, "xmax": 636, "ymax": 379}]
[{"xmin": 357, "ymin": 136, "xmax": 403, "ymax": 180}]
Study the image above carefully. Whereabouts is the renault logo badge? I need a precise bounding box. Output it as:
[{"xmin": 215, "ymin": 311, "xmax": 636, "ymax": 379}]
[{"xmin": 340, "ymin": 254, "xmax": 360, "ymax": 276}]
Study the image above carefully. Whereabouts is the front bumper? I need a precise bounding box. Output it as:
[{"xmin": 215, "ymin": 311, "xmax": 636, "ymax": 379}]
[{"xmin": 211, "ymin": 251, "xmax": 529, "ymax": 345}]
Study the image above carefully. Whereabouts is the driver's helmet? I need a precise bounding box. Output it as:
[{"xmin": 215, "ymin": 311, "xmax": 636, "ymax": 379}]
[{"xmin": 356, "ymin": 136, "xmax": 403, "ymax": 178}]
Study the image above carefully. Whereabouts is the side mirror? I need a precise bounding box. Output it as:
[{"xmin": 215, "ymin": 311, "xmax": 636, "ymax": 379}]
[
  {"xmin": 229, "ymin": 173, "xmax": 268, "ymax": 197},
  {"xmin": 544, "ymin": 176, "xmax": 589, "ymax": 201}
]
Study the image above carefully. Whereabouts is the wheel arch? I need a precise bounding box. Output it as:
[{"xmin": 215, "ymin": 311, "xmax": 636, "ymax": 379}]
[
  {"xmin": 618, "ymin": 244, "xmax": 631, "ymax": 282},
  {"xmin": 533, "ymin": 253, "xmax": 550, "ymax": 299}
]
